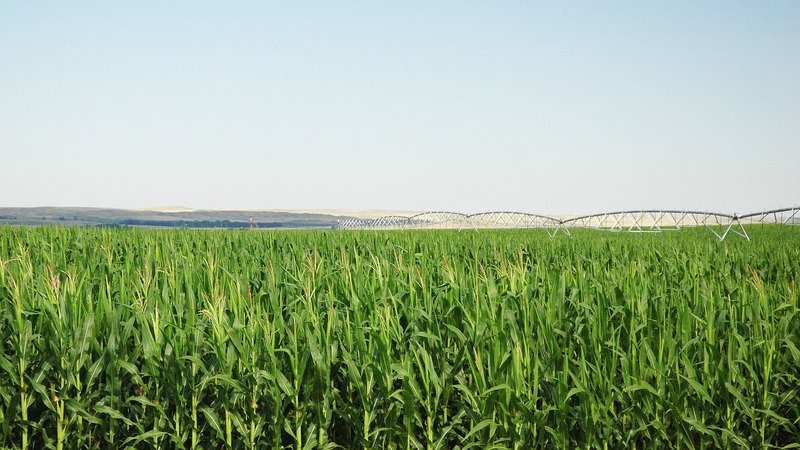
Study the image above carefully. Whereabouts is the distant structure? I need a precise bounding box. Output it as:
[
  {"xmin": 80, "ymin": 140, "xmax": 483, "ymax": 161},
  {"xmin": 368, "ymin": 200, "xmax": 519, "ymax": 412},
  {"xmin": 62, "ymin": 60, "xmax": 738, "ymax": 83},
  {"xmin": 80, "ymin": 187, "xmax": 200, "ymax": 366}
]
[
  {"xmin": 249, "ymin": 217, "xmax": 255, "ymax": 230},
  {"xmin": 336, "ymin": 206, "xmax": 800, "ymax": 241}
]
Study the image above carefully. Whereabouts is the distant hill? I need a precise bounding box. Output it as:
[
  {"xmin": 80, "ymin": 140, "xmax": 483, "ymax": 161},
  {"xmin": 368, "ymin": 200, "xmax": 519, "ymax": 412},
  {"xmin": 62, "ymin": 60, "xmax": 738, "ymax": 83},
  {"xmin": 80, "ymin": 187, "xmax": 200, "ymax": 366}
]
[{"xmin": 0, "ymin": 207, "xmax": 356, "ymax": 229}]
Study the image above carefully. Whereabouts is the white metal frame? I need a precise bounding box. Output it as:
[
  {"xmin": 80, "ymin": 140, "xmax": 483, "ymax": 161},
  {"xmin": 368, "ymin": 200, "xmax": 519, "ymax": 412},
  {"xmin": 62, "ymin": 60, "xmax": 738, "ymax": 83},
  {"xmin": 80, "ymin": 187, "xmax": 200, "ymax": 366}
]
[{"xmin": 335, "ymin": 206, "xmax": 800, "ymax": 241}]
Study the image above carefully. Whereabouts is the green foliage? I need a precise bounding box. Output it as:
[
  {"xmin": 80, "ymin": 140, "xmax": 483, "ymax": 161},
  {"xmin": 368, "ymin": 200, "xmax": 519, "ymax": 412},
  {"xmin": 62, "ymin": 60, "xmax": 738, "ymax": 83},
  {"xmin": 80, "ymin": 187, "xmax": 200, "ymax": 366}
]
[{"xmin": 0, "ymin": 226, "xmax": 799, "ymax": 448}]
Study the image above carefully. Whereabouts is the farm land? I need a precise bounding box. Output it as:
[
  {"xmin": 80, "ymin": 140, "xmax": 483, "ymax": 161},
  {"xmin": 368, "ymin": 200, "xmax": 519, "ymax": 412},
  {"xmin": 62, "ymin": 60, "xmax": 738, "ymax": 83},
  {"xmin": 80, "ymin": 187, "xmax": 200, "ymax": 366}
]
[{"xmin": 1, "ymin": 226, "xmax": 798, "ymax": 448}]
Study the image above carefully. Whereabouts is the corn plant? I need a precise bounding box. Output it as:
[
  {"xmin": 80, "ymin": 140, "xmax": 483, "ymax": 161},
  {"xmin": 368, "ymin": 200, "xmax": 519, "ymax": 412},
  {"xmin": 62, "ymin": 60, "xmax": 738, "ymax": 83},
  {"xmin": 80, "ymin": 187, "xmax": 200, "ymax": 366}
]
[{"xmin": 1, "ymin": 225, "xmax": 799, "ymax": 448}]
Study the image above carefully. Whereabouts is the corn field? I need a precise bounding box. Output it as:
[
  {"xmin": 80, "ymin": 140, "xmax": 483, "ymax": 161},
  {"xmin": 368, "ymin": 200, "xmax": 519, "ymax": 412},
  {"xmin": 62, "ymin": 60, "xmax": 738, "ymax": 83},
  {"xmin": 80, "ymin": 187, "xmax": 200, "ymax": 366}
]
[{"xmin": 1, "ymin": 225, "xmax": 799, "ymax": 449}]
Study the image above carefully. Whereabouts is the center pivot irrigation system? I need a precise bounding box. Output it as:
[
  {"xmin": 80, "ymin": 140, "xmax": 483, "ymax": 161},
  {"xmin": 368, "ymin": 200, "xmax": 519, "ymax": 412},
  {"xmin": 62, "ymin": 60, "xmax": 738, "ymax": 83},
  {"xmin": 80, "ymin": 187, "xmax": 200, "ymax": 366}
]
[{"xmin": 336, "ymin": 206, "xmax": 800, "ymax": 241}]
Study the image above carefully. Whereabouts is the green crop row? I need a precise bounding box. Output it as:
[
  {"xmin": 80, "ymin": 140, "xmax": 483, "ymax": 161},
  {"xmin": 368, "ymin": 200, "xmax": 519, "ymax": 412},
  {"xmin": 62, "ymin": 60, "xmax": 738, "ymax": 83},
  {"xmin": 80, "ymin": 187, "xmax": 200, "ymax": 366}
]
[{"xmin": 1, "ymin": 226, "xmax": 798, "ymax": 448}]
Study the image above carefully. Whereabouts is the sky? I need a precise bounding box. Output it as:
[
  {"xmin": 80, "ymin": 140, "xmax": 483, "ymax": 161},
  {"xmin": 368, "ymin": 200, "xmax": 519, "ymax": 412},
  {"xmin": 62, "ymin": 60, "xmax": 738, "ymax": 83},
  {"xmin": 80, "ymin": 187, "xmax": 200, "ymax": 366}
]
[{"xmin": 1, "ymin": 2, "xmax": 798, "ymax": 215}]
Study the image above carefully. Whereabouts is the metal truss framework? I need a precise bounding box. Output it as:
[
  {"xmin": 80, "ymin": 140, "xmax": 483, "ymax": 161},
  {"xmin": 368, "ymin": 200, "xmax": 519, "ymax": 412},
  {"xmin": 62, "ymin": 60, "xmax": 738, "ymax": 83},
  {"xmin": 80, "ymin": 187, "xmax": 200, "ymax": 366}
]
[
  {"xmin": 336, "ymin": 206, "xmax": 799, "ymax": 241},
  {"xmin": 562, "ymin": 210, "xmax": 750, "ymax": 241},
  {"xmin": 467, "ymin": 212, "xmax": 568, "ymax": 237},
  {"xmin": 739, "ymin": 207, "xmax": 800, "ymax": 226},
  {"xmin": 409, "ymin": 211, "xmax": 470, "ymax": 229}
]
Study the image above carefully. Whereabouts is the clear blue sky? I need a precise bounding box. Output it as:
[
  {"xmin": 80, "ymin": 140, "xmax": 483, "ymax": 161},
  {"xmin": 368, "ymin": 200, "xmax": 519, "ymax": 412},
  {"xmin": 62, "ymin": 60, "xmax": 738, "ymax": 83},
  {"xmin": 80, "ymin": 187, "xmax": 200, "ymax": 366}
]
[{"xmin": 2, "ymin": 1, "xmax": 798, "ymax": 214}]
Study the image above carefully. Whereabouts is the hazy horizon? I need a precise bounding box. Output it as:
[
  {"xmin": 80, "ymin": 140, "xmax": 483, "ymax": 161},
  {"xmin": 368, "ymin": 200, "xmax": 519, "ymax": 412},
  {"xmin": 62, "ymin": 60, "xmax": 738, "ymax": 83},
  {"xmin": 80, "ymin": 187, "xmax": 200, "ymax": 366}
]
[{"xmin": 2, "ymin": 2, "xmax": 798, "ymax": 215}]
